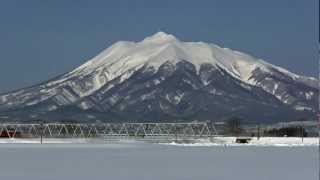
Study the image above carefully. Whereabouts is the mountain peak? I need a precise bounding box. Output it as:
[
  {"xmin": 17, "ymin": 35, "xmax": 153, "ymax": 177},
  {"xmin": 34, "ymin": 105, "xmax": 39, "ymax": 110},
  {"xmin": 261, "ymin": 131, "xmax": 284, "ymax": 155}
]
[
  {"xmin": 142, "ymin": 31, "xmax": 178, "ymax": 43},
  {"xmin": 0, "ymin": 32, "xmax": 317, "ymax": 122}
]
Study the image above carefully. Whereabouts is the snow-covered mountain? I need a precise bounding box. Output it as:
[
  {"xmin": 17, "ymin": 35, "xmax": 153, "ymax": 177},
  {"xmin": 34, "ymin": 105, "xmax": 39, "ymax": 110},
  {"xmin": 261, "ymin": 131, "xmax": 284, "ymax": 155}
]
[{"xmin": 0, "ymin": 32, "xmax": 318, "ymax": 122}]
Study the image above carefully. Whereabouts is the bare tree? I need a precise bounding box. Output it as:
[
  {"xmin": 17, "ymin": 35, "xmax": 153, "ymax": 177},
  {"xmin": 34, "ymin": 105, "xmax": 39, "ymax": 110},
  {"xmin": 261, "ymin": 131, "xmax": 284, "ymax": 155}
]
[{"xmin": 225, "ymin": 117, "xmax": 243, "ymax": 136}]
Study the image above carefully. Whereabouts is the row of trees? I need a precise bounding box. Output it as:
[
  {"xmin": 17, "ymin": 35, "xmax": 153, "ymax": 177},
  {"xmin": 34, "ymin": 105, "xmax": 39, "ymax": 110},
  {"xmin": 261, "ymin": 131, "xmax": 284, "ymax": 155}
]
[{"xmin": 223, "ymin": 117, "xmax": 308, "ymax": 137}]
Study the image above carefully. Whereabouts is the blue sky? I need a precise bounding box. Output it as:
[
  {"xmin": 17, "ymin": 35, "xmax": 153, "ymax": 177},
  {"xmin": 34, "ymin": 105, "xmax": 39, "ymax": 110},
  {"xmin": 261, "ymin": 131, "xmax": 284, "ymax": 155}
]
[{"xmin": 0, "ymin": 0, "xmax": 318, "ymax": 93}]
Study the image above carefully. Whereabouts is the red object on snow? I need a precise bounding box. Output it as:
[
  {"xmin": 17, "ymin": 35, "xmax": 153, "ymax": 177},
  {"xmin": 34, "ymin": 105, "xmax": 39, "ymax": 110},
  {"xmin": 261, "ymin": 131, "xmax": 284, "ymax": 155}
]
[{"xmin": 0, "ymin": 130, "xmax": 20, "ymax": 138}]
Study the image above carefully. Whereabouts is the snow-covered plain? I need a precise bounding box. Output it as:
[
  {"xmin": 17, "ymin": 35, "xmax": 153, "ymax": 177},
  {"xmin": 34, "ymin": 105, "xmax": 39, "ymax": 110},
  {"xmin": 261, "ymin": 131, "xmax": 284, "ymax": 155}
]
[
  {"xmin": 0, "ymin": 137, "xmax": 318, "ymax": 146},
  {"xmin": 164, "ymin": 137, "xmax": 319, "ymax": 147},
  {"xmin": 0, "ymin": 141, "xmax": 317, "ymax": 180}
]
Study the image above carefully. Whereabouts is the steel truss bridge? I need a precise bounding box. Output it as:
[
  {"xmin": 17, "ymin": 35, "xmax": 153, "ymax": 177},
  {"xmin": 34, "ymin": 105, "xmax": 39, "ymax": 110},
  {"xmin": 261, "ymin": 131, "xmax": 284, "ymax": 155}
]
[{"xmin": 0, "ymin": 123, "xmax": 217, "ymax": 139}]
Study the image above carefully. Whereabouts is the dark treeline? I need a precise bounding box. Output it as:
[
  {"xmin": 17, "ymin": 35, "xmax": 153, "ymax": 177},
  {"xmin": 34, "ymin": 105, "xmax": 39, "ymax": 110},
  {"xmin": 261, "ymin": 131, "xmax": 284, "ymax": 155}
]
[{"xmin": 264, "ymin": 127, "xmax": 307, "ymax": 137}]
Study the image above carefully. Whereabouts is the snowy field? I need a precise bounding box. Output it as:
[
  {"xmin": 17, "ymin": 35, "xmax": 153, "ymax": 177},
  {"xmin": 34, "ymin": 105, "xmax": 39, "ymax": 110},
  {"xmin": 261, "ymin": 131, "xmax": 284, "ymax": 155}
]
[
  {"xmin": 165, "ymin": 137, "xmax": 319, "ymax": 147},
  {"xmin": 0, "ymin": 139, "xmax": 318, "ymax": 180},
  {"xmin": 0, "ymin": 137, "xmax": 318, "ymax": 146}
]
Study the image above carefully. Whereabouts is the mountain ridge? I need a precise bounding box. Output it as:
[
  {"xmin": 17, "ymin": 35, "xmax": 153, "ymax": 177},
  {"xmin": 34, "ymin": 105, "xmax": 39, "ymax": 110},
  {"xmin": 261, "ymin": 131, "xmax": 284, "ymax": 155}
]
[{"xmin": 0, "ymin": 32, "xmax": 317, "ymax": 122}]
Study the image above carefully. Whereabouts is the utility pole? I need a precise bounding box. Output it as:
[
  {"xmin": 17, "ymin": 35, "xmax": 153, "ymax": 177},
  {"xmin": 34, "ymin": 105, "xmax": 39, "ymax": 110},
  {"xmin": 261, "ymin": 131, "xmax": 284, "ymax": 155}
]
[
  {"xmin": 318, "ymin": 113, "xmax": 320, "ymax": 180},
  {"xmin": 257, "ymin": 123, "xmax": 260, "ymax": 140},
  {"xmin": 174, "ymin": 125, "xmax": 178, "ymax": 142},
  {"xmin": 208, "ymin": 121, "xmax": 213, "ymax": 142},
  {"xmin": 300, "ymin": 124, "xmax": 304, "ymax": 143},
  {"xmin": 317, "ymin": 31, "xmax": 320, "ymax": 180},
  {"xmin": 317, "ymin": 20, "xmax": 320, "ymax": 180},
  {"xmin": 40, "ymin": 122, "xmax": 43, "ymax": 144}
]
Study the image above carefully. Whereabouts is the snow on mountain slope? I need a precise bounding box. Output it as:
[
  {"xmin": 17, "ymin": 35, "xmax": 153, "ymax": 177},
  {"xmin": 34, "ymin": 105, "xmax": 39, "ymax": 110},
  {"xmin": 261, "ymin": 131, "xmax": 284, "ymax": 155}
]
[
  {"xmin": 0, "ymin": 32, "xmax": 317, "ymax": 121},
  {"xmin": 56, "ymin": 32, "xmax": 316, "ymax": 89}
]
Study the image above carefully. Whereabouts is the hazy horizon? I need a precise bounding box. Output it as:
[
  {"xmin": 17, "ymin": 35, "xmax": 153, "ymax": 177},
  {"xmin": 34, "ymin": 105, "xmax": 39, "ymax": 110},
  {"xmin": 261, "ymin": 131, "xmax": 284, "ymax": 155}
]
[{"xmin": 0, "ymin": 0, "xmax": 318, "ymax": 93}]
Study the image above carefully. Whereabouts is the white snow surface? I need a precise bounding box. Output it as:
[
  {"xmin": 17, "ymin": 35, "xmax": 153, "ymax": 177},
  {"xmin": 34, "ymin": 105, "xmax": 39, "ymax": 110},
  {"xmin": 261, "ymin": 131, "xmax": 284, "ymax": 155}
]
[
  {"xmin": 0, "ymin": 138, "xmax": 90, "ymax": 144},
  {"xmin": 163, "ymin": 137, "xmax": 319, "ymax": 147},
  {"xmin": 0, "ymin": 137, "xmax": 318, "ymax": 147},
  {"xmin": 0, "ymin": 142, "xmax": 317, "ymax": 180},
  {"xmin": 59, "ymin": 32, "xmax": 316, "ymax": 94}
]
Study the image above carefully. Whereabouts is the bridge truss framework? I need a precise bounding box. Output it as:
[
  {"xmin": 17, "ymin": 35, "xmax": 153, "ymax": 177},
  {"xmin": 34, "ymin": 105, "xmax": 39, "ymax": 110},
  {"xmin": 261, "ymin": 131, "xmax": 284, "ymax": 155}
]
[{"xmin": 0, "ymin": 122, "xmax": 217, "ymax": 139}]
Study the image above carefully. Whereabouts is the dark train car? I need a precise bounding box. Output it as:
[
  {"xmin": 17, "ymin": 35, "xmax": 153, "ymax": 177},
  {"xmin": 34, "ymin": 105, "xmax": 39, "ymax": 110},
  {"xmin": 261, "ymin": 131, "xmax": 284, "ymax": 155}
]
[{"xmin": 0, "ymin": 130, "xmax": 22, "ymax": 138}]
